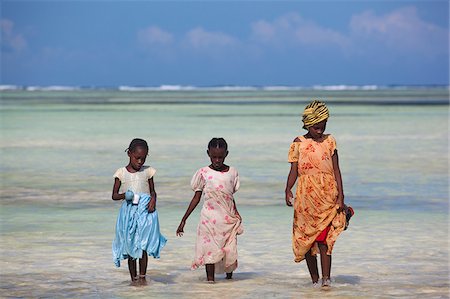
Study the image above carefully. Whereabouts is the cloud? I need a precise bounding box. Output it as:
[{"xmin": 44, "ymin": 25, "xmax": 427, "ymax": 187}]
[
  {"xmin": 250, "ymin": 8, "xmax": 448, "ymax": 59},
  {"xmin": 183, "ymin": 27, "xmax": 238, "ymax": 50},
  {"xmin": 350, "ymin": 6, "xmax": 449, "ymax": 57},
  {"xmin": 137, "ymin": 26, "xmax": 238, "ymax": 52},
  {"xmin": 137, "ymin": 26, "xmax": 174, "ymax": 48},
  {"xmin": 1, "ymin": 19, "xmax": 27, "ymax": 53},
  {"xmin": 251, "ymin": 13, "xmax": 350, "ymax": 50},
  {"xmin": 135, "ymin": 7, "xmax": 447, "ymax": 64},
  {"xmin": 136, "ymin": 25, "xmax": 241, "ymax": 63},
  {"xmin": 251, "ymin": 20, "xmax": 276, "ymax": 42}
]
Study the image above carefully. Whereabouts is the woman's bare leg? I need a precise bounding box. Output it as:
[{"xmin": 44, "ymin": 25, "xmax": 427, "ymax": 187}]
[
  {"xmin": 318, "ymin": 243, "xmax": 331, "ymax": 286},
  {"xmin": 305, "ymin": 249, "xmax": 319, "ymax": 283}
]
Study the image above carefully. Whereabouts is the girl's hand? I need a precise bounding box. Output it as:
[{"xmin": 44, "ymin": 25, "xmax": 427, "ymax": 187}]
[
  {"xmin": 147, "ymin": 198, "xmax": 156, "ymax": 213},
  {"xmin": 285, "ymin": 190, "xmax": 294, "ymax": 207},
  {"xmin": 176, "ymin": 221, "xmax": 185, "ymax": 237},
  {"xmin": 125, "ymin": 190, "xmax": 134, "ymax": 201}
]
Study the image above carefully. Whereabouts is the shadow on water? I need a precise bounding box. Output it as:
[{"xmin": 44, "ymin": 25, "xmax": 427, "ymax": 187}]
[
  {"xmin": 146, "ymin": 270, "xmax": 178, "ymax": 285},
  {"xmin": 333, "ymin": 275, "xmax": 361, "ymax": 285},
  {"xmin": 229, "ymin": 271, "xmax": 260, "ymax": 281}
]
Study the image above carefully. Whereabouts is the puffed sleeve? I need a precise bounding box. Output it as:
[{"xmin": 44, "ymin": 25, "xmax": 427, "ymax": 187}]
[
  {"xmin": 113, "ymin": 168, "xmax": 123, "ymax": 181},
  {"xmin": 288, "ymin": 142, "xmax": 300, "ymax": 163},
  {"xmin": 190, "ymin": 168, "xmax": 206, "ymax": 192},
  {"xmin": 145, "ymin": 166, "xmax": 156, "ymax": 179},
  {"xmin": 233, "ymin": 168, "xmax": 240, "ymax": 193},
  {"xmin": 328, "ymin": 135, "xmax": 337, "ymax": 155}
]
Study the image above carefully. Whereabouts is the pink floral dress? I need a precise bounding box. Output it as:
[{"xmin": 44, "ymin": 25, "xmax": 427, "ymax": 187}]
[
  {"xmin": 288, "ymin": 134, "xmax": 345, "ymax": 262},
  {"xmin": 190, "ymin": 166, "xmax": 243, "ymax": 273}
]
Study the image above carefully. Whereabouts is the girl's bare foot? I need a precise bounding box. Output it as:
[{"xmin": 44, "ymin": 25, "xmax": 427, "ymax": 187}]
[
  {"xmin": 130, "ymin": 278, "xmax": 140, "ymax": 286},
  {"xmin": 138, "ymin": 275, "xmax": 148, "ymax": 286}
]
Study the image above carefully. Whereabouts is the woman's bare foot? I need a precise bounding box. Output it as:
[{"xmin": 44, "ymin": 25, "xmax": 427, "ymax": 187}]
[{"xmin": 321, "ymin": 277, "xmax": 331, "ymax": 288}]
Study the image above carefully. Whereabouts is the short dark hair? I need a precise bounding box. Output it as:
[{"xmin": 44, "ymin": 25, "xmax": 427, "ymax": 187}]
[
  {"xmin": 208, "ymin": 138, "xmax": 228, "ymax": 150},
  {"xmin": 127, "ymin": 138, "xmax": 148, "ymax": 152}
]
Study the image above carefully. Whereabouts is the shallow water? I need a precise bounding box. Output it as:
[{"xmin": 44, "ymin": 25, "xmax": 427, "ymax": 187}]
[
  {"xmin": 1, "ymin": 201, "xmax": 448, "ymax": 298},
  {"xmin": 0, "ymin": 89, "xmax": 449, "ymax": 298}
]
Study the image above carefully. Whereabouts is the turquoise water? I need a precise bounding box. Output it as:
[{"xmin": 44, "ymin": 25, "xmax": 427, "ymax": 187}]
[{"xmin": 1, "ymin": 88, "xmax": 449, "ymax": 298}]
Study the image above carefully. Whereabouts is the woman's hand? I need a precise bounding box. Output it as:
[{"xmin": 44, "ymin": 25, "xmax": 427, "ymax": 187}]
[
  {"xmin": 176, "ymin": 221, "xmax": 185, "ymax": 237},
  {"xmin": 336, "ymin": 195, "xmax": 344, "ymax": 213},
  {"xmin": 285, "ymin": 190, "xmax": 294, "ymax": 207}
]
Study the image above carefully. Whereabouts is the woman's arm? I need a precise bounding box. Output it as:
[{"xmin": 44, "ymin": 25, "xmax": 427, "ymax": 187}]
[
  {"xmin": 176, "ymin": 191, "xmax": 202, "ymax": 236},
  {"xmin": 285, "ymin": 162, "xmax": 298, "ymax": 206},
  {"xmin": 112, "ymin": 178, "xmax": 125, "ymax": 200},
  {"xmin": 332, "ymin": 149, "xmax": 345, "ymax": 212}
]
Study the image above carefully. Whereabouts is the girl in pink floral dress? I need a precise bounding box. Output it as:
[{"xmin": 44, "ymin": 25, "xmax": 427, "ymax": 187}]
[
  {"xmin": 285, "ymin": 100, "xmax": 347, "ymax": 288},
  {"xmin": 177, "ymin": 138, "xmax": 243, "ymax": 283}
]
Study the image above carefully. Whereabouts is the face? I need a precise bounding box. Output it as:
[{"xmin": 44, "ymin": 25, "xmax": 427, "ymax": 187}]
[
  {"xmin": 207, "ymin": 147, "xmax": 228, "ymax": 171},
  {"xmin": 307, "ymin": 120, "xmax": 327, "ymax": 139},
  {"xmin": 127, "ymin": 146, "xmax": 148, "ymax": 171}
]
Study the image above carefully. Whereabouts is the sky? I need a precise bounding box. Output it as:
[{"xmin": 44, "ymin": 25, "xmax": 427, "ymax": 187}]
[{"xmin": 1, "ymin": 1, "xmax": 449, "ymax": 87}]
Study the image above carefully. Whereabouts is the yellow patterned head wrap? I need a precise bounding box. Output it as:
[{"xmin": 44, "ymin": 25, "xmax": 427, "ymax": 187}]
[{"xmin": 302, "ymin": 100, "xmax": 329, "ymax": 129}]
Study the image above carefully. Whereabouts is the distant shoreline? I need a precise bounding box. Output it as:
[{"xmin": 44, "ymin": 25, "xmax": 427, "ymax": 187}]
[{"xmin": 1, "ymin": 86, "xmax": 448, "ymax": 106}]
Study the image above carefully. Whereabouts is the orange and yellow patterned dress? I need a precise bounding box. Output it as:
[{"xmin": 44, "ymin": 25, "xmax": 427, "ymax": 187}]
[{"xmin": 288, "ymin": 134, "xmax": 345, "ymax": 263}]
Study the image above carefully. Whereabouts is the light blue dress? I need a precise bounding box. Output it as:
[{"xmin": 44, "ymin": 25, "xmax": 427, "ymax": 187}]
[{"xmin": 112, "ymin": 166, "xmax": 167, "ymax": 267}]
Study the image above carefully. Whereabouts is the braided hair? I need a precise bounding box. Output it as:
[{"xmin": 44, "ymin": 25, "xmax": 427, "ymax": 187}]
[
  {"xmin": 208, "ymin": 138, "xmax": 228, "ymax": 151},
  {"xmin": 126, "ymin": 138, "xmax": 149, "ymax": 152}
]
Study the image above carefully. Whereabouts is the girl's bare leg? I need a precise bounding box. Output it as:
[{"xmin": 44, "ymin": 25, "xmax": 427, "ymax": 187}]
[
  {"xmin": 139, "ymin": 251, "xmax": 148, "ymax": 285},
  {"xmin": 128, "ymin": 258, "xmax": 137, "ymax": 283},
  {"xmin": 205, "ymin": 264, "xmax": 215, "ymax": 282},
  {"xmin": 305, "ymin": 249, "xmax": 319, "ymax": 283},
  {"xmin": 139, "ymin": 251, "xmax": 148, "ymax": 276}
]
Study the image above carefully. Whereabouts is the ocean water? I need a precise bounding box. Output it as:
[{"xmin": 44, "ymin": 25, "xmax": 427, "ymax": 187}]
[{"xmin": 0, "ymin": 88, "xmax": 449, "ymax": 298}]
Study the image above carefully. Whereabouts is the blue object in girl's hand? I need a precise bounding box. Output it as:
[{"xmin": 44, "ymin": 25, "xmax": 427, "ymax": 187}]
[{"xmin": 125, "ymin": 190, "xmax": 134, "ymax": 201}]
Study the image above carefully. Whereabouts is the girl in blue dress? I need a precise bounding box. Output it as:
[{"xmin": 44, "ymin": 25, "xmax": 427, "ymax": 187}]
[{"xmin": 111, "ymin": 138, "xmax": 167, "ymax": 286}]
